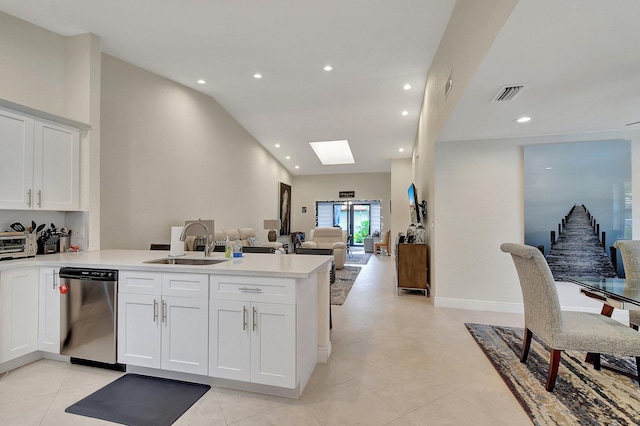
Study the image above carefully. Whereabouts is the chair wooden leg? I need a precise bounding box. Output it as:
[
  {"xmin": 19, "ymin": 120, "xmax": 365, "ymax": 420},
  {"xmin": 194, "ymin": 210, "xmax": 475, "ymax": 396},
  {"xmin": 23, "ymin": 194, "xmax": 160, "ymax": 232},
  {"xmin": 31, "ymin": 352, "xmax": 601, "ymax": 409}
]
[
  {"xmin": 592, "ymin": 353, "xmax": 601, "ymax": 370},
  {"xmin": 521, "ymin": 328, "xmax": 533, "ymax": 363},
  {"xmin": 546, "ymin": 349, "xmax": 562, "ymax": 392}
]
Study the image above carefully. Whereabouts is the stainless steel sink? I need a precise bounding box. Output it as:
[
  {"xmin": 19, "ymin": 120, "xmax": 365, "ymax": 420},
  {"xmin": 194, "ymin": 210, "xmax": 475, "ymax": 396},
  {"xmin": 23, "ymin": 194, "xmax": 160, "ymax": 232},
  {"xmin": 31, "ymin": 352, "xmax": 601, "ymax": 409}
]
[{"xmin": 144, "ymin": 257, "xmax": 229, "ymax": 265}]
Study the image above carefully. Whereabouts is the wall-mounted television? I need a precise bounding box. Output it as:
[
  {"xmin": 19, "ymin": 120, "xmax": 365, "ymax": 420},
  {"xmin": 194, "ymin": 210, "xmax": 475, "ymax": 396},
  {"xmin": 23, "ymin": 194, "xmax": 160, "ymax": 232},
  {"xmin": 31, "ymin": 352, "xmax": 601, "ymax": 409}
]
[{"xmin": 408, "ymin": 183, "xmax": 420, "ymax": 224}]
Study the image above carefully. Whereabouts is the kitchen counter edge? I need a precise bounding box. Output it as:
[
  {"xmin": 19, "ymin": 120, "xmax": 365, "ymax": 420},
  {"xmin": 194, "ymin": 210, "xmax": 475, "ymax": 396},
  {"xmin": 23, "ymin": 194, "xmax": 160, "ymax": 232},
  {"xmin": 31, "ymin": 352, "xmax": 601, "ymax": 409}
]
[{"xmin": 0, "ymin": 249, "xmax": 333, "ymax": 279}]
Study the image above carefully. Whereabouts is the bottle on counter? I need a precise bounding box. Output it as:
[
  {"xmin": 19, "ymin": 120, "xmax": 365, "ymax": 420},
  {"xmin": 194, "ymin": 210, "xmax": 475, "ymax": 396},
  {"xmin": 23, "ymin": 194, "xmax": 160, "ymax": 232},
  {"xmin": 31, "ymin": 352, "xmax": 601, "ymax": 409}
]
[
  {"xmin": 233, "ymin": 236, "xmax": 243, "ymax": 258},
  {"xmin": 224, "ymin": 236, "xmax": 231, "ymax": 258}
]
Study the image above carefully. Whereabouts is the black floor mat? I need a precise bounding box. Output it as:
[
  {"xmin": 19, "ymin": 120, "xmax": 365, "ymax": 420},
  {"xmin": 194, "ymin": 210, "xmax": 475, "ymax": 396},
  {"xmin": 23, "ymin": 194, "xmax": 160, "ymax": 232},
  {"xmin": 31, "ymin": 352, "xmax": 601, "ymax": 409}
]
[{"xmin": 65, "ymin": 373, "xmax": 210, "ymax": 426}]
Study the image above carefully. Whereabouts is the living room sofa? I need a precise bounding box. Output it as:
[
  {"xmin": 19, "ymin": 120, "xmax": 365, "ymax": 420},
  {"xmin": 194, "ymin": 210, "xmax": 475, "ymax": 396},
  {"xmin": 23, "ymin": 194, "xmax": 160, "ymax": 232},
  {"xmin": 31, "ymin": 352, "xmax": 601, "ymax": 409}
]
[
  {"xmin": 214, "ymin": 228, "xmax": 284, "ymax": 252},
  {"xmin": 184, "ymin": 227, "xmax": 283, "ymax": 252},
  {"xmin": 300, "ymin": 227, "xmax": 347, "ymax": 269}
]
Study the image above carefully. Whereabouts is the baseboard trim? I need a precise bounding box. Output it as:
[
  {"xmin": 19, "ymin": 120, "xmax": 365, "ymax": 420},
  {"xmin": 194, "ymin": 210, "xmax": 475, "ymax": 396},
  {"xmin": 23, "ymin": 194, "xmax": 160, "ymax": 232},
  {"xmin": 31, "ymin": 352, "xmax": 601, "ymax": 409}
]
[
  {"xmin": 434, "ymin": 297, "xmax": 630, "ymax": 324},
  {"xmin": 434, "ymin": 297, "xmax": 523, "ymax": 313},
  {"xmin": 0, "ymin": 351, "xmax": 42, "ymax": 374},
  {"xmin": 317, "ymin": 342, "xmax": 332, "ymax": 364}
]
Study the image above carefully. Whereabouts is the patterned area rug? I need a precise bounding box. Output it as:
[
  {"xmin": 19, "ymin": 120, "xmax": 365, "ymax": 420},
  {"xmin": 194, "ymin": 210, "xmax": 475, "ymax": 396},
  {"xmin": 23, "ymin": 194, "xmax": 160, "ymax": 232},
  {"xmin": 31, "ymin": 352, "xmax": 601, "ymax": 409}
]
[
  {"xmin": 331, "ymin": 266, "xmax": 361, "ymax": 305},
  {"xmin": 465, "ymin": 323, "xmax": 640, "ymax": 425},
  {"xmin": 345, "ymin": 252, "xmax": 372, "ymax": 265}
]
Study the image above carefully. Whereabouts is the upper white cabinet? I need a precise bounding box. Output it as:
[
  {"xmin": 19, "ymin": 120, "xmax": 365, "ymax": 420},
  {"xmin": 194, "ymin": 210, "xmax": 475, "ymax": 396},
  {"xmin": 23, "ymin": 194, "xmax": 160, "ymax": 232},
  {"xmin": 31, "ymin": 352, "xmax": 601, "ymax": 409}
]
[{"xmin": 0, "ymin": 107, "xmax": 80, "ymax": 210}]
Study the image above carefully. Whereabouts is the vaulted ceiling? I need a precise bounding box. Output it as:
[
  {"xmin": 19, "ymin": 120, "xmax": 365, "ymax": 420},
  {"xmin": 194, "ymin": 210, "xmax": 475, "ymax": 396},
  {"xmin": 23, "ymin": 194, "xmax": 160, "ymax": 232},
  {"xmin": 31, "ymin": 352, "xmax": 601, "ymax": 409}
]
[{"xmin": 2, "ymin": 0, "xmax": 639, "ymax": 175}]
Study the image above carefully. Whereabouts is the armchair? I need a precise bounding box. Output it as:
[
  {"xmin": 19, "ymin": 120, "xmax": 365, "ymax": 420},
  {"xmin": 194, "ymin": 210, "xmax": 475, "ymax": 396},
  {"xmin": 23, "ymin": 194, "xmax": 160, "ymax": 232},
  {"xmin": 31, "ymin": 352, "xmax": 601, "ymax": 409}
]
[{"xmin": 300, "ymin": 227, "xmax": 347, "ymax": 269}]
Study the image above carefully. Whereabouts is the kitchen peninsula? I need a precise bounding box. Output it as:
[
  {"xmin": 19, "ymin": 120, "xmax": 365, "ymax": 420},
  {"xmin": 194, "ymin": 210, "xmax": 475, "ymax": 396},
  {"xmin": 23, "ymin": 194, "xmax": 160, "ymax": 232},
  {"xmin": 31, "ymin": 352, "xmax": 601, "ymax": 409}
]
[{"xmin": 0, "ymin": 250, "xmax": 333, "ymax": 399}]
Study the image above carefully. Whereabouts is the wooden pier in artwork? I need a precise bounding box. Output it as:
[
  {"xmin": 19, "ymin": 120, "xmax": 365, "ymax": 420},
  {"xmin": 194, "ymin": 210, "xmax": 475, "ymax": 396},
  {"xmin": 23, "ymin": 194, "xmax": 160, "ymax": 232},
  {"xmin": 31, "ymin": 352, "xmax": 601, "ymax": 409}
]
[{"xmin": 545, "ymin": 205, "xmax": 617, "ymax": 281}]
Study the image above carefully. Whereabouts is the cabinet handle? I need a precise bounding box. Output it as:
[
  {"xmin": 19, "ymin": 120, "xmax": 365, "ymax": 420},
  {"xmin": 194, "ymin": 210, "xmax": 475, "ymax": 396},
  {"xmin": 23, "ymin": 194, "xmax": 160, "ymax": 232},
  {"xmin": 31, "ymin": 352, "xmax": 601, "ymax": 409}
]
[
  {"xmin": 153, "ymin": 299, "xmax": 158, "ymax": 322},
  {"xmin": 53, "ymin": 270, "xmax": 58, "ymax": 290},
  {"xmin": 37, "ymin": 190, "xmax": 42, "ymax": 207},
  {"xmin": 252, "ymin": 307, "xmax": 257, "ymax": 331},
  {"xmin": 27, "ymin": 189, "xmax": 32, "ymax": 207},
  {"xmin": 243, "ymin": 306, "xmax": 247, "ymax": 330},
  {"xmin": 162, "ymin": 300, "xmax": 167, "ymax": 323},
  {"xmin": 239, "ymin": 286, "xmax": 263, "ymax": 293}
]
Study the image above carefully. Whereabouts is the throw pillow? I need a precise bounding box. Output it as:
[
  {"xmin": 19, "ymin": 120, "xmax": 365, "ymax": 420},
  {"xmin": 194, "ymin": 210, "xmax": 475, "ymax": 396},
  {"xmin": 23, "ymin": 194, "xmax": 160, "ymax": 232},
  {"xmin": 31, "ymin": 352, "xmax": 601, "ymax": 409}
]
[{"xmin": 247, "ymin": 236, "xmax": 261, "ymax": 247}]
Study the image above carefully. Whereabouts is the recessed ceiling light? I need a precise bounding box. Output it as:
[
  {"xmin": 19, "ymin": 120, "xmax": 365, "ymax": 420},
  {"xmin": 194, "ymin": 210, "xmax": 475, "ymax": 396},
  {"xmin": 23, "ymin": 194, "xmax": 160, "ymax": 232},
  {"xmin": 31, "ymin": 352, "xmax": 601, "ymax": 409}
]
[
  {"xmin": 545, "ymin": 167, "xmax": 552, "ymax": 170},
  {"xmin": 516, "ymin": 116, "xmax": 531, "ymax": 123},
  {"xmin": 254, "ymin": 73, "xmax": 262, "ymax": 79},
  {"xmin": 295, "ymin": 165, "xmax": 300, "ymax": 169},
  {"xmin": 403, "ymin": 84, "xmax": 411, "ymax": 90},
  {"xmin": 399, "ymin": 148, "xmax": 405, "ymax": 152},
  {"xmin": 309, "ymin": 140, "xmax": 355, "ymax": 165},
  {"xmin": 324, "ymin": 65, "xmax": 333, "ymax": 71},
  {"xmin": 197, "ymin": 79, "xmax": 206, "ymax": 85},
  {"xmin": 401, "ymin": 110, "xmax": 409, "ymax": 116},
  {"xmin": 275, "ymin": 144, "xmax": 280, "ymax": 148},
  {"xmin": 285, "ymin": 156, "xmax": 291, "ymax": 160}
]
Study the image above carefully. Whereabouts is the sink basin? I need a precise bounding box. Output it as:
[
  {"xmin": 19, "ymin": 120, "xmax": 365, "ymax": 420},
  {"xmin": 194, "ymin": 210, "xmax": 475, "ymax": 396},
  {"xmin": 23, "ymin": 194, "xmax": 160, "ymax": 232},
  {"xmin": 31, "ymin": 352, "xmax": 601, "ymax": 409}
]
[{"xmin": 144, "ymin": 257, "xmax": 229, "ymax": 265}]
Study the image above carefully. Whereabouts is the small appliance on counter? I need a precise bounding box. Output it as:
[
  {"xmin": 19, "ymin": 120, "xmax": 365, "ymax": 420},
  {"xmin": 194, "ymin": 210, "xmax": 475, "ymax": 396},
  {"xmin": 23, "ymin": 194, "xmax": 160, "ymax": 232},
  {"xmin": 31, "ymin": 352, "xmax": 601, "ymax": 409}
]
[{"xmin": 0, "ymin": 231, "xmax": 37, "ymax": 260}]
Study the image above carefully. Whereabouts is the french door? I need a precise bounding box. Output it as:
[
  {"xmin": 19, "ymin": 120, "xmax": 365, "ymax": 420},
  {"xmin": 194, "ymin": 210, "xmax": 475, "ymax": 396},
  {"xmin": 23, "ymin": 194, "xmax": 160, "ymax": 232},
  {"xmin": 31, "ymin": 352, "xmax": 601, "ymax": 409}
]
[{"xmin": 316, "ymin": 200, "xmax": 381, "ymax": 246}]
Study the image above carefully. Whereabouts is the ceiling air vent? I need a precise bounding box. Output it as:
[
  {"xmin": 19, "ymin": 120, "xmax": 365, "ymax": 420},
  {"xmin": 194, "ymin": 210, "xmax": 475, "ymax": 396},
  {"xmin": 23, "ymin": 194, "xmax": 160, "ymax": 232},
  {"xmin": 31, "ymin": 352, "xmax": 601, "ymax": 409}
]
[{"xmin": 492, "ymin": 85, "xmax": 525, "ymax": 102}]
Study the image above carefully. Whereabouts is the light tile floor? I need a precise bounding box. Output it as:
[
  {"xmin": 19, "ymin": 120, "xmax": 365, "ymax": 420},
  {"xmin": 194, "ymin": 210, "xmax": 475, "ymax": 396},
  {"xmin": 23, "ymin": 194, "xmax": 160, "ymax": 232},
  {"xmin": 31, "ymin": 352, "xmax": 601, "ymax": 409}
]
[{"xmin": 0, "ymin": 252, "xmax": 532, "ymax": 425}]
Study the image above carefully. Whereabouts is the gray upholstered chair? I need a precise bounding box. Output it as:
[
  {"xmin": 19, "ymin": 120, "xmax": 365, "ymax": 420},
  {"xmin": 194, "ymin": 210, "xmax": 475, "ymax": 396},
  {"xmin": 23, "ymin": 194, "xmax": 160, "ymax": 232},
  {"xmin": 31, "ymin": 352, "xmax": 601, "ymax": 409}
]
[
  {"xmin": 500, "ymin": 242, "xmax": 640, "ymax": 392},
  {"xmin": 613, "ymin": 240, "xmax": 640, "ymax": 329}
]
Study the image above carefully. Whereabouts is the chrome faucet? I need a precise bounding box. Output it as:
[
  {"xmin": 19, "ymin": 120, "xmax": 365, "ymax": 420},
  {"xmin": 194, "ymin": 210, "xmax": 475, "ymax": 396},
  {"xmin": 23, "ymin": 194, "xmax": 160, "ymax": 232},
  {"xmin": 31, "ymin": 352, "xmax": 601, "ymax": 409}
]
[{"xmin": 179, "ymin": 220, "xmax": 213, "ymax": 257}]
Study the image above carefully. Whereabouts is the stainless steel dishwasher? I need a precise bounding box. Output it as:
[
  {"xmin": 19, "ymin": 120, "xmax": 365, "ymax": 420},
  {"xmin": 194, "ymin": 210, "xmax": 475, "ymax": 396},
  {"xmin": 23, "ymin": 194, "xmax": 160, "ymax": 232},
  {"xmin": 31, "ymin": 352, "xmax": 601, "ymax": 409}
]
[{"xmin": 58, "ymin": 267, "xmax": 123, "ymax": 369}]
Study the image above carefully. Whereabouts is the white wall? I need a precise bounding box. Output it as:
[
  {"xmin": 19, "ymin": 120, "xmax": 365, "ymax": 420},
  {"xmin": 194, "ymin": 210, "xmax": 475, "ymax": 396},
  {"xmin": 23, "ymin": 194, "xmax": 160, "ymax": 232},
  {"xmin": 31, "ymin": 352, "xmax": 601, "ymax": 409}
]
[
  {"xmin": 0, "ymin": 12, "xmax": 100, "ymax": 250},
  {"xmin": 434, "ymin": 138, "xmax": 524, "ymax": 310},
  {"xmin": 0, "ymin": 13, "xmax": 66, "ymax": 116},
  {"xmin": 391, "ymin": 159, "xmax": 413, "ymax": 246},
  {"xmin": 291, "ymin": 173, "xmax": 391, "ymax": 238},
  {"xmin": 412, "ymin": 0, "xmax": 518, "ymax": 295},
  {"xmin": 100, "ymin": 54, "xmax": 292, "ymax": 249}
]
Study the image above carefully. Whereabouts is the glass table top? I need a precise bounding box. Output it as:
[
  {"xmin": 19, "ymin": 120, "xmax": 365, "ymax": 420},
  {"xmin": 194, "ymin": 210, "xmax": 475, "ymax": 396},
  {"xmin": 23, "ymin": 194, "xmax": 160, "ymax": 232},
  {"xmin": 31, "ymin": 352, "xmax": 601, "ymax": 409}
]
[{"xmin": 567, "ymin": 277, "xmax": 640, "ymax": 306}]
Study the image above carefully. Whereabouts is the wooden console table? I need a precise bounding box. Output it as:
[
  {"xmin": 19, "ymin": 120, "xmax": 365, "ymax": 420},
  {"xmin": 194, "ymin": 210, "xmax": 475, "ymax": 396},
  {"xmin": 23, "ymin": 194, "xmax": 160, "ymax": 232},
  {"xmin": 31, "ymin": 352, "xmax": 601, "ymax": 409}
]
[{"xmin": 396, "ymin": 243, "xmax": 429, "ymax": 296}]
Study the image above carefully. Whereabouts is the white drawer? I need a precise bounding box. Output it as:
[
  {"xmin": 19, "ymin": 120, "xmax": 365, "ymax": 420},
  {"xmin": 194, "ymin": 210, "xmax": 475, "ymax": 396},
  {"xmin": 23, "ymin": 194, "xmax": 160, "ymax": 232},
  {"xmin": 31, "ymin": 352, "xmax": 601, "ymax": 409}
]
[
  {"xmin": 162, "ymin": 273, "xmax": 209, "ymax": 298},
  {"xmin": 210, "ymin": 275, "xmax": 296, "ymax": 304},
  {"xmin": 119, "ymin": 271, "xmax": 162, "ymax": 294}
]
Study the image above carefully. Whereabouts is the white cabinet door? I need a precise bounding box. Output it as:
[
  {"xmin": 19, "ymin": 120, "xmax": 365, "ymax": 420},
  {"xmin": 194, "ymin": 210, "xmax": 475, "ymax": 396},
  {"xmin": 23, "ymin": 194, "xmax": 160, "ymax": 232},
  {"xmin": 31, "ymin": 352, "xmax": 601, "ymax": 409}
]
[
  {"xmin": 117, "ymin": 293, "xmax": 161, "ymax": 368},
  {"xmin": 209, "ymin": 299, "xmax": 296, "ymax": 388},
  {"xmin": 251, "ymin": 302, "xmax": 296, "ymax": 388},
  {"xmin": 209, "ymin": 299, "xmax": 251, "ymax": 381},
  {"xmin": 0, "ymin": 268, "xmax": 39, "ymax": 362},
  {"xmin": 38, "ymin": 267, "xmax": 60, "ymax": 353},
  {"xmin": 161, "ymin": 296, "xmax": 209, "ymax": 375},
  {"xmin": 0, "ymin": 108, "xmax": 34, "ymax": 209},
  {"xmin": 118, "ymin": 271, "xmax": 209, "ymax": 374},
  {"xmin": 33, "ymin": 120, "xmax": 80, "ymax": 210}
]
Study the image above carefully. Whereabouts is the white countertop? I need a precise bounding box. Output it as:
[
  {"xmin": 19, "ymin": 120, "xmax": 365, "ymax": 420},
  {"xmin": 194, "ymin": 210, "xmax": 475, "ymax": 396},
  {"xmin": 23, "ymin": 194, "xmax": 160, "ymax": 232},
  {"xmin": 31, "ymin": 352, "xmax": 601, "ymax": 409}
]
[{"xmin": 0, "ymin": 250, "xmax": 333, "ymax": 278}]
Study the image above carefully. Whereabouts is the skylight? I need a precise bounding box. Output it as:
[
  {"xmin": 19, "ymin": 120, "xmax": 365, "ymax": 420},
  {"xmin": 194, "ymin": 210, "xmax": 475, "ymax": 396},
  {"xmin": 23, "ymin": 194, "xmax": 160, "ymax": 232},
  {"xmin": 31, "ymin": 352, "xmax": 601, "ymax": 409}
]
[{"xmin": 309, "ymin": 140, "xmax": 355, "ymax": 165}]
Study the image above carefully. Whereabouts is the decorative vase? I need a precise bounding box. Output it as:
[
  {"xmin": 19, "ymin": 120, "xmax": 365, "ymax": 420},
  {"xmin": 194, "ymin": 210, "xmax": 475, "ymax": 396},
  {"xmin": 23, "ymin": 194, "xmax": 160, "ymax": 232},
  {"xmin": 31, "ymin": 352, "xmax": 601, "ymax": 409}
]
[
  {"xmin": 415, "ymin": 224, "xmax": 426, "ymax": 243},
  {"xmin": 406, "ymin": 224, "xmax": 417, "ymax": 243}
]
